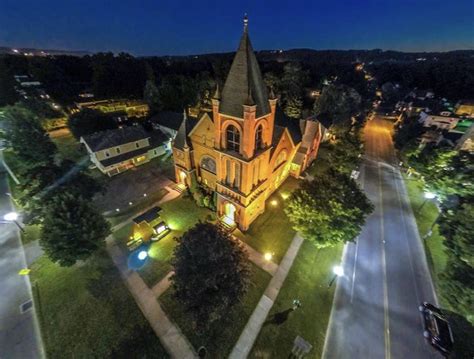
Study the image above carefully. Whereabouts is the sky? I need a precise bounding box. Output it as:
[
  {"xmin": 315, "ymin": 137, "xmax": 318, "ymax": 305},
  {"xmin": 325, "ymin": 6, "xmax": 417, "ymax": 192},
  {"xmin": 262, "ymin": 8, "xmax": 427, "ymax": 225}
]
[{"xmin": 0, "ymin": 0, "xmax": 473, "ymax": 55}]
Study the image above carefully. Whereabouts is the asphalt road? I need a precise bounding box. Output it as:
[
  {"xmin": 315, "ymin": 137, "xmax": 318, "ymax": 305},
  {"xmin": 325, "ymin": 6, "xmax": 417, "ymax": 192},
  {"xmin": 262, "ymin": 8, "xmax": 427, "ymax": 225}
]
[
  {"xmin": 323, "ymin": 118, "xmax": 441, "ymax": 359},
  {"xmin": 0, "ymin": 150, "xmax": 44, "ymax": 358}
]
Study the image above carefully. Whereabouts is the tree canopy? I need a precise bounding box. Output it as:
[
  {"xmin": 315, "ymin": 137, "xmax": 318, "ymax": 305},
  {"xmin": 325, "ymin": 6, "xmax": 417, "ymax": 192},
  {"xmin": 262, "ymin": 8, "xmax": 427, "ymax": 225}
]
[
  {"xmin": 285, "ymin": 170, "xmax": 373, "ymax": 248},
  {"xmin": 67, "ymin": 108, "xmax": 118, "ymax": 139},
  {"xmin": 3, "ymin": 105, "xmax": 57, "ymax": 165},
  {"xmin": 40, "ymin": 192, "xmax": 110, "ymax": 267},
  {"xmin": 313, "ymin": 84, "xmax": 361, "ymax": 127},
  {"xmin": 171, "ymin": 222, "xmax": 250, "ymax": 330}
]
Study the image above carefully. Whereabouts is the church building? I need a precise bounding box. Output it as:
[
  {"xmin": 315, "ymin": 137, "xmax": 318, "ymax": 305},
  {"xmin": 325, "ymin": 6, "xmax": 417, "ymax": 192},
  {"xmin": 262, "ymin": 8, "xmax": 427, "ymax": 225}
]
[{"xmin": 172, "ymin": 17, "xmax": 325, "ymax": 230}]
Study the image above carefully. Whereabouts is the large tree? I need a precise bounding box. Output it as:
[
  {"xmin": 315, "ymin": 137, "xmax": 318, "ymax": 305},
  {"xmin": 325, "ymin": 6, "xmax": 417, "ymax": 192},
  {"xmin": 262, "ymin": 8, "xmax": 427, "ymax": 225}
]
[
  {"xmin": 143, "ymin": 80, "xmax": 161, "ymax": 114},
  {"xmin": 3, "ymin": 105, "xmax": 57, "ymax": 165},
  {"xmin": 0, "ymin": 60, "xmax": 18, "ymax": 106},
  {"xmin": 171, "ymin": 222, "xmax": 250, "ymax": 330},
  {"xmin": 313, "ymin": 84, "xmax": 361, "ymax": 127},
  {"xmin": 68, "ymin": 108, "xmax": 118, "ymax": 139},
  {"xmin": 285, "ymin": 170, "xmax": 373, "ymax": 248},
  {"xmin": 40, "ymin": 191, "xmax": 110, "ymax": 266}
]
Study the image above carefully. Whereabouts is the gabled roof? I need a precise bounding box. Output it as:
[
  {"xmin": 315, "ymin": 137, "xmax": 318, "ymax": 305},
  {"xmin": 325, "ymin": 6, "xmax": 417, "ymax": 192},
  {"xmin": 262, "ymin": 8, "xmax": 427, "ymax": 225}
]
[
  {"xmin": 81, "ymin": 126, "xmax": 149, "ymax": 152},
  {"xmin": 173, "ymin": 113, "xmax": 200, "ymax": 150},
  {"xmin": 149, "ymin": 111, "xmax": 184, "ymax": 131},
  {"xmin": 274, "ymin": 106, "xmax": 302, "ymax": 144},
  {"xmin": 220, "ymin": 19, "xmax": 270, "ymax": 119}
]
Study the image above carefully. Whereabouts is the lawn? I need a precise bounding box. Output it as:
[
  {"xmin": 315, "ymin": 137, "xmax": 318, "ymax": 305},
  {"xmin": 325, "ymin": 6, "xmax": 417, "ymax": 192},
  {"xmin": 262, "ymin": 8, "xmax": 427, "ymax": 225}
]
[
  {"xmin": 402, "ymin": 174, "xmax": 448, "ymax": 289},
  {"xmin": 159, "ymin": 263, "xmax": 271, "ymax": 357},
  {"xmin": 236, "ymin": 177, "xmax": 300, "ymax": 263},
  {"xmin": 31, "ymin": 251, "xmax": 168, "ymax": 359},
  {"xmin": 21, "ymin": 223, "xmax": 42, "ymax": 244},
  {"xmin": 112, "ymin": 195, "xmax": 212, "ymax": 288},
  {"xmin": 250, "ymin": 241, "xmax": 343, "ymax": 358},
  {"xmin": 49, "ymin": 128, "xmax": 86, "ymax": 162}
]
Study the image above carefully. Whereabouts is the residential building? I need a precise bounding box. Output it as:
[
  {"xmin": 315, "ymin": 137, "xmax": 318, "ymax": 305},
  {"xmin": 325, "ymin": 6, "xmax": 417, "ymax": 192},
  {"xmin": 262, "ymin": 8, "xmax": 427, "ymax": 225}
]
[
  {"xmin": 455, "ymin": 100, "xmax": 474, "ymax": 118},
  {"xmin": 419, "ymin": 110, "xmax": 460, "ymax": 130},
  {"xmin": 171, "ymin": 17, "xmax": 323, "ymax": 231},
  {"xmin": 80, "ymin": 126, "xmax": 168, "ymax": 176},
  {"xmin": 456, "ymin": 123, "xmax": 474, "ymax": 152},
  {"xmin": 74, "ymin": 99, "xmax": 149, "ymax": 118},
  {"xmin": 149, "ymin": 111, "xmax": 185, "ymax": 139}
]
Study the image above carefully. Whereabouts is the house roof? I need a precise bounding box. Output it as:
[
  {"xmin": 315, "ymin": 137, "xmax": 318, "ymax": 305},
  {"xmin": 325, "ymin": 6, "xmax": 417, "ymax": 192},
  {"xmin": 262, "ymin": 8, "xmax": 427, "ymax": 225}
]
[
  {"xmin": 220, "ymin": 19, "xmax": 270, "ymax": 119},
  {"xmin": 274, "ymin": 106, "xmax": 302, "ymax": 144},
  {"xmin": 149, "ymin": 111, "xmax": 184, "ymax": 131},
  {"xmin": 132, "ymin": 206, "xmax": 162, "ymax": 224},
  {"xmin": 149, "ymin": 129, "xmax": 169, "ymax": 147},
  {"xmin": 173, "ymin": 113, "xmax": 200, "ymax": 150},
  {"xmin": 82, "ymin": 126, "xmax": 149, "ymax": 152}
]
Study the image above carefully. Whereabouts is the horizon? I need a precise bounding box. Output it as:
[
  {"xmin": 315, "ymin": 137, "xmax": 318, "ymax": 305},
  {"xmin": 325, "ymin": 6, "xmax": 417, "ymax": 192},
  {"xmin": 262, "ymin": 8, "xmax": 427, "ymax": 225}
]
[{"xmin": 1, "ymin": 0, "xmax": 473, "ymax": 56}]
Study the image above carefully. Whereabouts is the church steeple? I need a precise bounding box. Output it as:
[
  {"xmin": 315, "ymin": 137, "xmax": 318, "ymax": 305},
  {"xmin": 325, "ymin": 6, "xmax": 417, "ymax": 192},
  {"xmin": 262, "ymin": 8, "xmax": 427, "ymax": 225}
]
[{"xmin": 219, "ymin": 15, "xmax": 270, "ymax": 119}]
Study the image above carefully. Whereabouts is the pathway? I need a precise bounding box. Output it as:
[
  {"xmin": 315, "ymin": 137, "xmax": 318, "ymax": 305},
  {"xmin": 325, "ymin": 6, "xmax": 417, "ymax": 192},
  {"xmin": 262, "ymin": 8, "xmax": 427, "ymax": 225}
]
[
  {"xmin": 233, "ymin": 236, "xmax": 278, "ymax": 276},
  {"xmin": 106, "ymin": 238, "xmax": 195, "ymax": 359},
  {"xmin": 229, "ymin": 233, "xmax": 304, "ymax": 359}
]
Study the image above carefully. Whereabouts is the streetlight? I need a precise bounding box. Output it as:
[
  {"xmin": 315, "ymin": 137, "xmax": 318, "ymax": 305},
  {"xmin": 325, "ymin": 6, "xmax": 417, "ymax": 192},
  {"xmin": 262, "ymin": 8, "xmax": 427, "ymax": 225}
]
[
  {"xmin": 264, "ymin": 252, "xmax": 273, "ymax": 261},
  {"xmin": 2, "ymin": 211, "xmax": 24, "ymax": 232},
  {"xmin": 417, "ymin": 191, "xmax": 436, "ymax": 213},
  {"xmin": 328, "ymin": 265, "xmax": 344, "ymax": 287}
]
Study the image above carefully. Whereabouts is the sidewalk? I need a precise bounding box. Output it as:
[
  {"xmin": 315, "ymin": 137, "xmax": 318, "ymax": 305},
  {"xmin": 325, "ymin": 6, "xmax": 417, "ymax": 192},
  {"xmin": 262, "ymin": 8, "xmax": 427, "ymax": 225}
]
[
  {"xmin": 107, "ymin": 238, "xmax": 195, "ymax": 359},
  {"xmin": 229, "ymin": 233, "xmax": 304, "ymax": 359},
  {"xmin": 233, "ymin": 236, "xmax": 278, "ymax": 276}
]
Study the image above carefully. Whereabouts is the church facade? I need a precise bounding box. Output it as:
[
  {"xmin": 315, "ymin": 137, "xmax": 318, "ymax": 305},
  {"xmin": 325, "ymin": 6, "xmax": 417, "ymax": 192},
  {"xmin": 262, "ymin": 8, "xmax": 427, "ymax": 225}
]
[{"xmin": 172, "ymin": 18, "xmax": 325, "ymax": 230}]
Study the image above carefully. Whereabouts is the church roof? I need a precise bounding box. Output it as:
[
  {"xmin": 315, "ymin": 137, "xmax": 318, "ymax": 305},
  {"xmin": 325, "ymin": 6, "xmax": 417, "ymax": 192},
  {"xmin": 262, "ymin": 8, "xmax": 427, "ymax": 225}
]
[
  {"xmin": 220, "ymin": 18, "xmax": 270, "ymax": 119},
  {"xmin": 275, "ymin": 106, "xmax": 303, "ymax": 144},
  {"xmin": 173, "ymin": 112, "xmax": 200, "ymax": 150}
]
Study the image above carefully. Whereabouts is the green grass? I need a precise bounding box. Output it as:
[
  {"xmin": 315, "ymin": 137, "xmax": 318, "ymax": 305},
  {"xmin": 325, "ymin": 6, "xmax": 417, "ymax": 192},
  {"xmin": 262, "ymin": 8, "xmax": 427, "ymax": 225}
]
[
  {"xmin": 31, "ymin": 252, "xmax": 168, "ymax": 358},
  {"xmin": 236, "ymin": 177, "xmax": 300, "ymax": 263},
  {"xmin": 50, "ymin": 129, "xmax": 85, "ymax": 162},
  {"xmin": 159, "ymin": 263, "xmax": 271, "ymax": 357},
  {"xmin": 21, "ymin": 224, "xmax": 41, "ymax": 244},
  {"xmin": 112, "ymin": 195, "xmax": 212, "ymax": 287},
  {"xmin": 250, "ymin": 241, "xmax": 343, "ymax": 358},
  {"xmin": 402, "ymin": 174, "xmax": 448, "ymax": 289},
  {"xmin": 306, "ymin": 145, "xmax": 332, "ymax": 177}
]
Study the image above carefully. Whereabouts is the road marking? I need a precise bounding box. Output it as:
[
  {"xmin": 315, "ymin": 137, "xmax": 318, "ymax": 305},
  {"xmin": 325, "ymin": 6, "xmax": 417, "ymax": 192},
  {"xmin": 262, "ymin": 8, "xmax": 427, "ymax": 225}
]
[
  {"xmin": 378, "ymin": 163, "xmax": 391, "ymax": 359},
  {"xmin": 350, "ymin": 238, "xmax": 359, "ymax": 304}
]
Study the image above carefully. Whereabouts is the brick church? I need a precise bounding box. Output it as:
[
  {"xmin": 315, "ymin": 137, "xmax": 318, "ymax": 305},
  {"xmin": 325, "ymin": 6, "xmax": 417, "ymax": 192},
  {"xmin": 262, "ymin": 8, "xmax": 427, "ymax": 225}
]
[{"xmin": 172, "ymin": 17, "xmax": 325, "ymax": 230}]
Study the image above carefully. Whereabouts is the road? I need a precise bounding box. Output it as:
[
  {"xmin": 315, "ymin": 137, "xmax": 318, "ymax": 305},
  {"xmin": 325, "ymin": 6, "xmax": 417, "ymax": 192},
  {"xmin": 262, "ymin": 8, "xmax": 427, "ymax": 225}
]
[
  {"xmin": 323, "ymin": 118, "xmax": 441, "ymax": 359},
  {"xmin": 0, "ymin": 150, "xmax": 44, "ymax": 358}
]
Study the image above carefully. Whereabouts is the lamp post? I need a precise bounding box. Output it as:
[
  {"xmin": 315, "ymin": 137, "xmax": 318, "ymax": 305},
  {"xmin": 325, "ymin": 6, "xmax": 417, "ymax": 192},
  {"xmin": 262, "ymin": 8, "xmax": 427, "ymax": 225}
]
[
  {"xmin": 417, "ymin": 191, "xmax": 436, "ymax": 213},
  {"xmin": 2, "ymin": 211, "xmax": 24, "ymax": 233},
  {"xmin": 328, "ymin": 265, "xmax": 344, "ymax": 288}
]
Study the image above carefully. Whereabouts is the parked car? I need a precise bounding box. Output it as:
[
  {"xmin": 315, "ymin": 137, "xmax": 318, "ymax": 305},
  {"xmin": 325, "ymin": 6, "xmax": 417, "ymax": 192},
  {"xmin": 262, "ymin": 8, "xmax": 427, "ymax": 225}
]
[{"xmin": 419, "ymin": 302, "xmax": 454, "ymax": 356}]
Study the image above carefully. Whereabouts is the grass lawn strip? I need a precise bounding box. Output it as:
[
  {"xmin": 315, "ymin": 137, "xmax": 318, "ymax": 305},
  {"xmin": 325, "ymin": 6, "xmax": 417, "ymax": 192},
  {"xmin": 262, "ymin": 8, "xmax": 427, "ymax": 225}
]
[
  {"xmin": 249, "ymin": 241, "xmax": 343, "ymax": 358},
  {"xmin": 31, "ymin": 252, "xmax": 168, "ymax": 358},
  {"xmin": 159, "ymin": 262, "xmax": 271, "ymax": 358}
]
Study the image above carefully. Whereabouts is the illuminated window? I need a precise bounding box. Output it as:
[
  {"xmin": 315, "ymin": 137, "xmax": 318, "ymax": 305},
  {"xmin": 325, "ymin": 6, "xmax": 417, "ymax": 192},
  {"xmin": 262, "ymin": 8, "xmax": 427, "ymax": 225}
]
[
  {"xmin": 255, "ymin": 124, "xmax": 264, "ymax": 149},
  {"xmin": 226, "ymin": 125, "xmax": 240, "ymax": 152}
]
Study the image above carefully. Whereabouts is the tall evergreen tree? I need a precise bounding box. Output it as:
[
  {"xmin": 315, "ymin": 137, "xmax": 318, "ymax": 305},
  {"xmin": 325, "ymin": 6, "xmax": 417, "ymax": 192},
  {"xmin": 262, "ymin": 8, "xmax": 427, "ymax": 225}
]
[
  {"xmin": 40, "ymin": 192, "xmax": 110, "ymax": 266},
  {"xmin": 171, "ymin": 222, "xmax": 250, "ymax": 330},
  {"xmin": 0, "ymin": 60, "xmax": 18, "ymax": 106}
]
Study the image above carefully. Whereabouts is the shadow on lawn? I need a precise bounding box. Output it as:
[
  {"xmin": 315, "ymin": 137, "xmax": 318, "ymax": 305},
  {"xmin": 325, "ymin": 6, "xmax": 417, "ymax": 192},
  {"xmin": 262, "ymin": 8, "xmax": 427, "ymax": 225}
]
[{"xmin": 264, "ymin": 308, "xmax": 294, "ymax": 326}]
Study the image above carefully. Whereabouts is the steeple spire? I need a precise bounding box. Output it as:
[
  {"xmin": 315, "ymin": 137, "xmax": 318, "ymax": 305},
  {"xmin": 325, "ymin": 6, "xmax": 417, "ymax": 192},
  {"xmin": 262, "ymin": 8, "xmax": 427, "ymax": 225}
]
[{"xmin": 213, "ymin": 83, "xmax": 221, "ymax": 100}]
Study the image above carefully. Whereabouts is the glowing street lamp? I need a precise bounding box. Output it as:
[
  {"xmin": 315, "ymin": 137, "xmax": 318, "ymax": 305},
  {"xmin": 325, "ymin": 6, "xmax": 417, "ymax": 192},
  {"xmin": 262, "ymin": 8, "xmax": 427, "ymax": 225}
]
[
  {"xmin": 264, "ymin": 252, "xmax": 273, "ymax": 261},
  {"xmin": 328, "ymin": 265, "xmax": 344, "ymax": 287},
  {"xmin": 418, "ymin": 191, "xmax": 436, "ymax": 213},
  {"xmin": 2, "ymin": 211, "xmax": 24, "ymax": 232},
  {"xmin": 270, "ymin": 199, "xmax": 278, "ymax": 207}
]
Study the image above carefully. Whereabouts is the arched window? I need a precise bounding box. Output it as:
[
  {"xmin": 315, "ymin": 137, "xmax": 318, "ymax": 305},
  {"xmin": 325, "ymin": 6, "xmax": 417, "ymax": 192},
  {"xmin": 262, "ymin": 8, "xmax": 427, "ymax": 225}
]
[
  {"xmin": 226, "ymin": 125, "xmax": 240, "ymax": 152},
  {"xmin": 255, "ymin": 124, "xmax": 264, "ymax": 150},
  {"xmin": 275, "ymin": 151, "xmax": 287, "ymax": 167},
  {"xmin": 200, "ymin": 156, "xmax": 216, "ymax": 174}
]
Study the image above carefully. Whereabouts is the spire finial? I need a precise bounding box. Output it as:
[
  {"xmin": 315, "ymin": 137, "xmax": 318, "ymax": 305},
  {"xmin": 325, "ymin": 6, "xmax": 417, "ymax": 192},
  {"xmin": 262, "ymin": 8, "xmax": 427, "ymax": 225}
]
[{"xmin": 243, "ymin": 13, "xmax": 248, "ymax": 32}]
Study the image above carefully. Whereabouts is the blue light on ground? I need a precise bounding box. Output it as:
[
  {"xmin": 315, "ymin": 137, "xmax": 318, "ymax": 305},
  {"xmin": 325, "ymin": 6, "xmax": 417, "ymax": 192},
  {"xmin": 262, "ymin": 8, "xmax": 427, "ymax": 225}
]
[{"xmin": 128, "ymin": 244, "xmax": 150, "ymax": 270}]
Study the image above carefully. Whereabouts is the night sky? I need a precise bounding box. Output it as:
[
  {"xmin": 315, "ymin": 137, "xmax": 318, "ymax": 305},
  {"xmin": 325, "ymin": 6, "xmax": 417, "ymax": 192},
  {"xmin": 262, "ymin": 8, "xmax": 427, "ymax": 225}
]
[{"xmin": 1, "ymin": 0, "xmax": 473, "ymax": 55}]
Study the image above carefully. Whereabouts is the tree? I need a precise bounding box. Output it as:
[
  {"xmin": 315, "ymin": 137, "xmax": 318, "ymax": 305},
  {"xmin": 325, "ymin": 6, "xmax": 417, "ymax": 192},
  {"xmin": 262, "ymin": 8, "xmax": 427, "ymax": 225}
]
[
  {"xmin": 393, "ymin": 116, "xmax": 425, "ymax": 150},
  {"xmin": 285, "ymin": 170, "xmax": 373, "ymax": 248},
  {"xmin": 284, "ymin": 95, "xmax": 303, "ymax": 119},
  {"xmin": 0, "ymin": 60, "xmax": 18, "ymax": 106},
  {"xmin": 143, "ymin": 80, "xmax": 161, "ymax": 114},
  {"xmin": 439, "ymin": 203, "xmax": 474, "ymax": 268},
  {"xmin": 40, "ymin": 192, "xmax": 110, "ymax": 266},
  {"xmin": 171, "ymin": 222, "xmax": 250, "ymax": 330},
  {"xmin": 68, "ymin": 108, "xmax": 118, "ymax": 139},
  {"xmin": 313, "ymin": 84, "xmax": 361, "ymax": 127},
  {"xmin": 322, "ymin": 130, "xmax": 363, "ymax": 174},
  {"xmin": 3, "ymin": 105, "xmax": 57, "ymax": 165}
]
